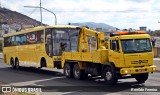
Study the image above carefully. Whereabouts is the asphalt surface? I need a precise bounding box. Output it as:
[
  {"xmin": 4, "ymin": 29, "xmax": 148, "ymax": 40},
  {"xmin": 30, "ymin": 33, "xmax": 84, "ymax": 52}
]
[{"xmin": 0, "ymin": 59, "xmax": 160, "ymax": 95}]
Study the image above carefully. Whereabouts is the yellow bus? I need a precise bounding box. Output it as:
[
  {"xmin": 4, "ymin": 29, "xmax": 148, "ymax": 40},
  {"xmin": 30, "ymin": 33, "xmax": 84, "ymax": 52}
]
[{"xmin": 3, "ymin": 25, "xmax": 80, "ymax": 69}]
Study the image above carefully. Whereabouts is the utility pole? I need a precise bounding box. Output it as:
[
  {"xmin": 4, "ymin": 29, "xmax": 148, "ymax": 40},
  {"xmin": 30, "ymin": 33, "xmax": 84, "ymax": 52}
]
[
  {"xmin": 0, "ymin": 0, "xmax": 1, "ymax": 8},
  {"xmin": 24, "ymin": 6, "xmax": 57, "ymax": 25},
  {"xmin": 40, "ymin": 0, "xmax": 43, "ymax": 25}
]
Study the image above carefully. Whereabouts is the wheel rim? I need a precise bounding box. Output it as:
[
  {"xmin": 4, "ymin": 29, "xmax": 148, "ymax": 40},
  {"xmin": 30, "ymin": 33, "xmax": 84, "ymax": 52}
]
[
  {"xmin": 65, "ymin": 66, "xmax": 70, "ymax": 76},
  {"xmin": 11, "ymin": 59, "xmax": 14, "ymax": 68},
  {"xmin": 106, "ymin": 71, "xmax": 112, "ymax": 80},
  {"xmin": 16, "ymin": 60, "xmax": 19, "ymax": 69},
  {"xmin": 74, "ymin": 67, "xmax": 80, "ymax": 78}
]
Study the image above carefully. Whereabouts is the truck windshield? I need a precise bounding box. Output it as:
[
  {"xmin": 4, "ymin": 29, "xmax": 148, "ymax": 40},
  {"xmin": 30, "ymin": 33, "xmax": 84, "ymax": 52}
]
[{"xmin": 121, "ymin": 38, "xmax": 152, "ymax": 53}]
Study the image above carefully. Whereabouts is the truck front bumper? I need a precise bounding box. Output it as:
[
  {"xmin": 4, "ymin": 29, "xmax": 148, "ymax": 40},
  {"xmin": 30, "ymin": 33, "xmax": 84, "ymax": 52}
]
[{"xmin": 120, "ymin": 65, "xmax": 157, "ymax": 75}]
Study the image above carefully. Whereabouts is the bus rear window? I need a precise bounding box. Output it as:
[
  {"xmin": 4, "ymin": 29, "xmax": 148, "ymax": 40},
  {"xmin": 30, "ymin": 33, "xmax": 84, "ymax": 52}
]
[{"xmin": 4, "ymin": 37, "xmax": 11, "ymax": 47}]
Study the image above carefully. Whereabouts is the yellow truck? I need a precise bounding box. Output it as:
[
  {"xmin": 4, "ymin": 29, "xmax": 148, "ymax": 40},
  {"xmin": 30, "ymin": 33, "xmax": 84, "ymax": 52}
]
[
  {"xmin": 61, "ymin": 27, "xmax": 157, "ymax": 85},
  {"xmin": 3, "ymin": 25, "xmax": 156, "ymax": 85}
]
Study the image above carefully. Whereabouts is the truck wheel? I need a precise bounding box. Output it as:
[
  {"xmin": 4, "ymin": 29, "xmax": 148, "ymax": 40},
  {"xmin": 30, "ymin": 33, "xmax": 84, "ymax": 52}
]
[
  {"xmin": 103, "ymin": 67, "xmax": 117, "ymax": 85},
  {"xmin": 10, "ymin": 58, "xmax": 15, "ymax": 69},
  {"xmin": 64, "ymin": 63, "xmax": 73, "ymax": 78},
  {"xmin": 135, "ymin": 73, "xmax": 149, "ymax": 83},
  {"xmin": 15, "ymin": 59, "xmax": 20, "ymax": 69},
  {"xmin": 73, "ymin": 64, "xmax": 86, "ymax": 80}
]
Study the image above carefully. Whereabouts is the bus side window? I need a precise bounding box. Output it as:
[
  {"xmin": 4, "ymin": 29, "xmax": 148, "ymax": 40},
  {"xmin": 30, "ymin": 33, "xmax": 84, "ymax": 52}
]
[
  {"xmin": 45, "ymin": 29, "xmax": 52, "ymax": 56},
  {"xmin": 11, "ymin": 36, "xmax": 15, "ymax": 46},
  {"xmin": 4, "ymin": 37, "xmax": 7, "ymax": 47},
  {"xmin": 4, "ymin": 37, "xmax": 11, "ymax": 47},
  {"xmin": 37, "ymin": 30, "xmax": 44, "ymax": 43},
  {"xmin": 20, "ymin": 34, "xmax": 27, "ymax": 45},
  {"xmin": 16, "ymin": 36, "xmax": 21, "ymax": 46}
]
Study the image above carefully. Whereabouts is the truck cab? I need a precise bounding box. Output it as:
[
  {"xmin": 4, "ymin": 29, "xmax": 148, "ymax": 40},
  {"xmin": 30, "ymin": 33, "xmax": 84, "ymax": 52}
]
[{"xmin": 107, "ymin": 31, "xmax": 156, "ymax": 84}]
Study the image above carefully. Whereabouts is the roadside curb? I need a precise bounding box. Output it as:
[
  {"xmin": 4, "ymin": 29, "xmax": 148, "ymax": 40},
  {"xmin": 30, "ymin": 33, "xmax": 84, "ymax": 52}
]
[{"xmin": 0, "ymin": 81, "xmax": 9, "ymax": 86}]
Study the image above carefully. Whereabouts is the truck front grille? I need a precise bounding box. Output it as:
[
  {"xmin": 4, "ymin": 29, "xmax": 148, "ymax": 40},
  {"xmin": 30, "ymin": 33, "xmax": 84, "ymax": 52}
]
[{"xmin": 131, "ymin": 60, "xmax": 148, "ymax": 64}]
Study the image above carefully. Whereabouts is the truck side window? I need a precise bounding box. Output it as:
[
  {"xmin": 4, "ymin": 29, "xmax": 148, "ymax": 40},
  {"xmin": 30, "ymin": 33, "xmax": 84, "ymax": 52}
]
[
  {"xmin": 110, "ymin": 40, "xmax": 119, "ymax": 51},
  {"xmin": 88, "ymin": 36, "xmax": 97, "ymax": 52}
]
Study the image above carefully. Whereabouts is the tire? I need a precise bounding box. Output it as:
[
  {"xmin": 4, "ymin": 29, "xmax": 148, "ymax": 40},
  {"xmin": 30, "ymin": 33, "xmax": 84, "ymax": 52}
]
[
  {"xmin": 73, "ymin": 64, "xmax": 86, "ymax": 80},
  {"xmin": 135, "ymin": 73, "xmax": 149, "ymax": 83},
  {"xmin": 64, "ymin": 63, "xmax": 73, "ymax": 78},
  {"xmin": 10, "ymin": 58, "xmax": 15, "ymax": 69},
  {"xmin": 41, "ymin": 58, "xmax": 46, "ymax": 68},
  {"xmin": 15, "ymin": 59, "xmax": 20, "ymax": 70},
  {"xmin": 103, "ymin": 66, "xmax": 117, "ymax": 85}
]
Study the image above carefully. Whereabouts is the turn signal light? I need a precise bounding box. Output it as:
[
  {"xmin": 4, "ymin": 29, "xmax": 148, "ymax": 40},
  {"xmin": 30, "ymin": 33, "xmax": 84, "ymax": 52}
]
[{"xmin": 117, "ymin": 31, "xmax": 146, "ymax": 35}]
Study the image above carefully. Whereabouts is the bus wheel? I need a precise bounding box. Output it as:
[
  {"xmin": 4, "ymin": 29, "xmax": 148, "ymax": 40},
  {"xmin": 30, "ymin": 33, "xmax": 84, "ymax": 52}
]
[
  {"xmin": 135, "ymin": 73, "xmax": 149, "ymax": 83},
  {"xmin": 10, "ymin": 58, "xmax": 15, "ymax": 69},
  {"xmin": 103, "ymin": 66, "xmax": 117, "ymax": 85},
  {"xmin": 73, "ymin": 64, "xmax": 85, "ymax": 80},
  {"xmin": 64, "ymin": 63, "xmax": 73, "ymax": 78},
  {"xmin": 15, "ymin": 59, "xmax": 20, "ymax": 70},
  {"xmin": 41, "ymin": 58, "xmax": 46, "ymax": 68}
]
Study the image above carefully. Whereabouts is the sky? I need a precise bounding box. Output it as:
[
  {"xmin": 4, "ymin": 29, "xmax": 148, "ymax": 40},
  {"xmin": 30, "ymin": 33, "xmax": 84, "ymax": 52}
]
[{"xmin": 1, "ymin": 0, "xmax": 160, "ymax": 30}]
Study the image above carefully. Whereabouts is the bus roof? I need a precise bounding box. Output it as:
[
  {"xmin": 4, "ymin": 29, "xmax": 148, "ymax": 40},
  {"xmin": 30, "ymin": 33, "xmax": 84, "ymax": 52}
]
[{"xmin": 3, "ymin": 25, "xmax": 79, "ymax": 37}]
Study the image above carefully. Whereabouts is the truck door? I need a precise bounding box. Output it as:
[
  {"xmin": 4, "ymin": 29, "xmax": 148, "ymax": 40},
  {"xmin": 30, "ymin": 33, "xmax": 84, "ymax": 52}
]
[{"xmin": 109, "ymin": 40, "xmax": 124, "ymax": 67}]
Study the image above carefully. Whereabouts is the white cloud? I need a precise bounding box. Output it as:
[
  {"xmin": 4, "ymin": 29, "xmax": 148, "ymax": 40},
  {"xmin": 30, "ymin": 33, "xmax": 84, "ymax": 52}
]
[{"xmin": 1, "ymin": 0, "xmax": 160, "ymax": 30}]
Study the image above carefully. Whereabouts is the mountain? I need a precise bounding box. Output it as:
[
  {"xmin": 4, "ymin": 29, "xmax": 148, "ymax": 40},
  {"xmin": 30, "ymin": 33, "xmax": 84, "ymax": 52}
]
[
  {"xmin": 0, "ymin": 7, "xmax": 42, "ymax": 28},
  {"xmin": 71, "ymin": 22, "xmax": 116, "ymax": 29}
]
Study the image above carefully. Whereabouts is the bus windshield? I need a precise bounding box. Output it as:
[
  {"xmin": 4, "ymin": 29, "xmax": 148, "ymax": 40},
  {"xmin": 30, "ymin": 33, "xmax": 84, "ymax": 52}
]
[
  {"xmin": 45, "ymin": 28, "xmax": 80, "ymax": 56},
  {"xmin": 121, "ymin": 38, "xmax": 152, "ymax": 53}
]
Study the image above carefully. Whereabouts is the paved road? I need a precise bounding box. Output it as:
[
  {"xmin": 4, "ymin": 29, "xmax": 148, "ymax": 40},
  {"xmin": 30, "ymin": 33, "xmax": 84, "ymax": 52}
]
[{"xmin": 0, "ymin": 59, "xmax": 160, "ymax": 95}]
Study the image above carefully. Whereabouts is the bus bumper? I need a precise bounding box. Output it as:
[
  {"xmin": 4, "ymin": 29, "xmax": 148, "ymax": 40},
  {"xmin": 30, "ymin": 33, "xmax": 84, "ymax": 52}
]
[{"xmin": 120, "ymin": 65, "xmax": 157, "ymax": 74}]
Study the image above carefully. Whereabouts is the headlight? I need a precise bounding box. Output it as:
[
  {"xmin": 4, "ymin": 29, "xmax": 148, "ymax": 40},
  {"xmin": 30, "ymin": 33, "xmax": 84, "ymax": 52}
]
[
  {"xmin": 122, "ymin": 70, "xmax": 131, "ymax": 74},
  {"xmin": 152, "ymin": 67, "xmax": 156, "ymax": 71},
  {"xmin": 125, "ymin": 70, "xmax": 131, "ymax": 73}
]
